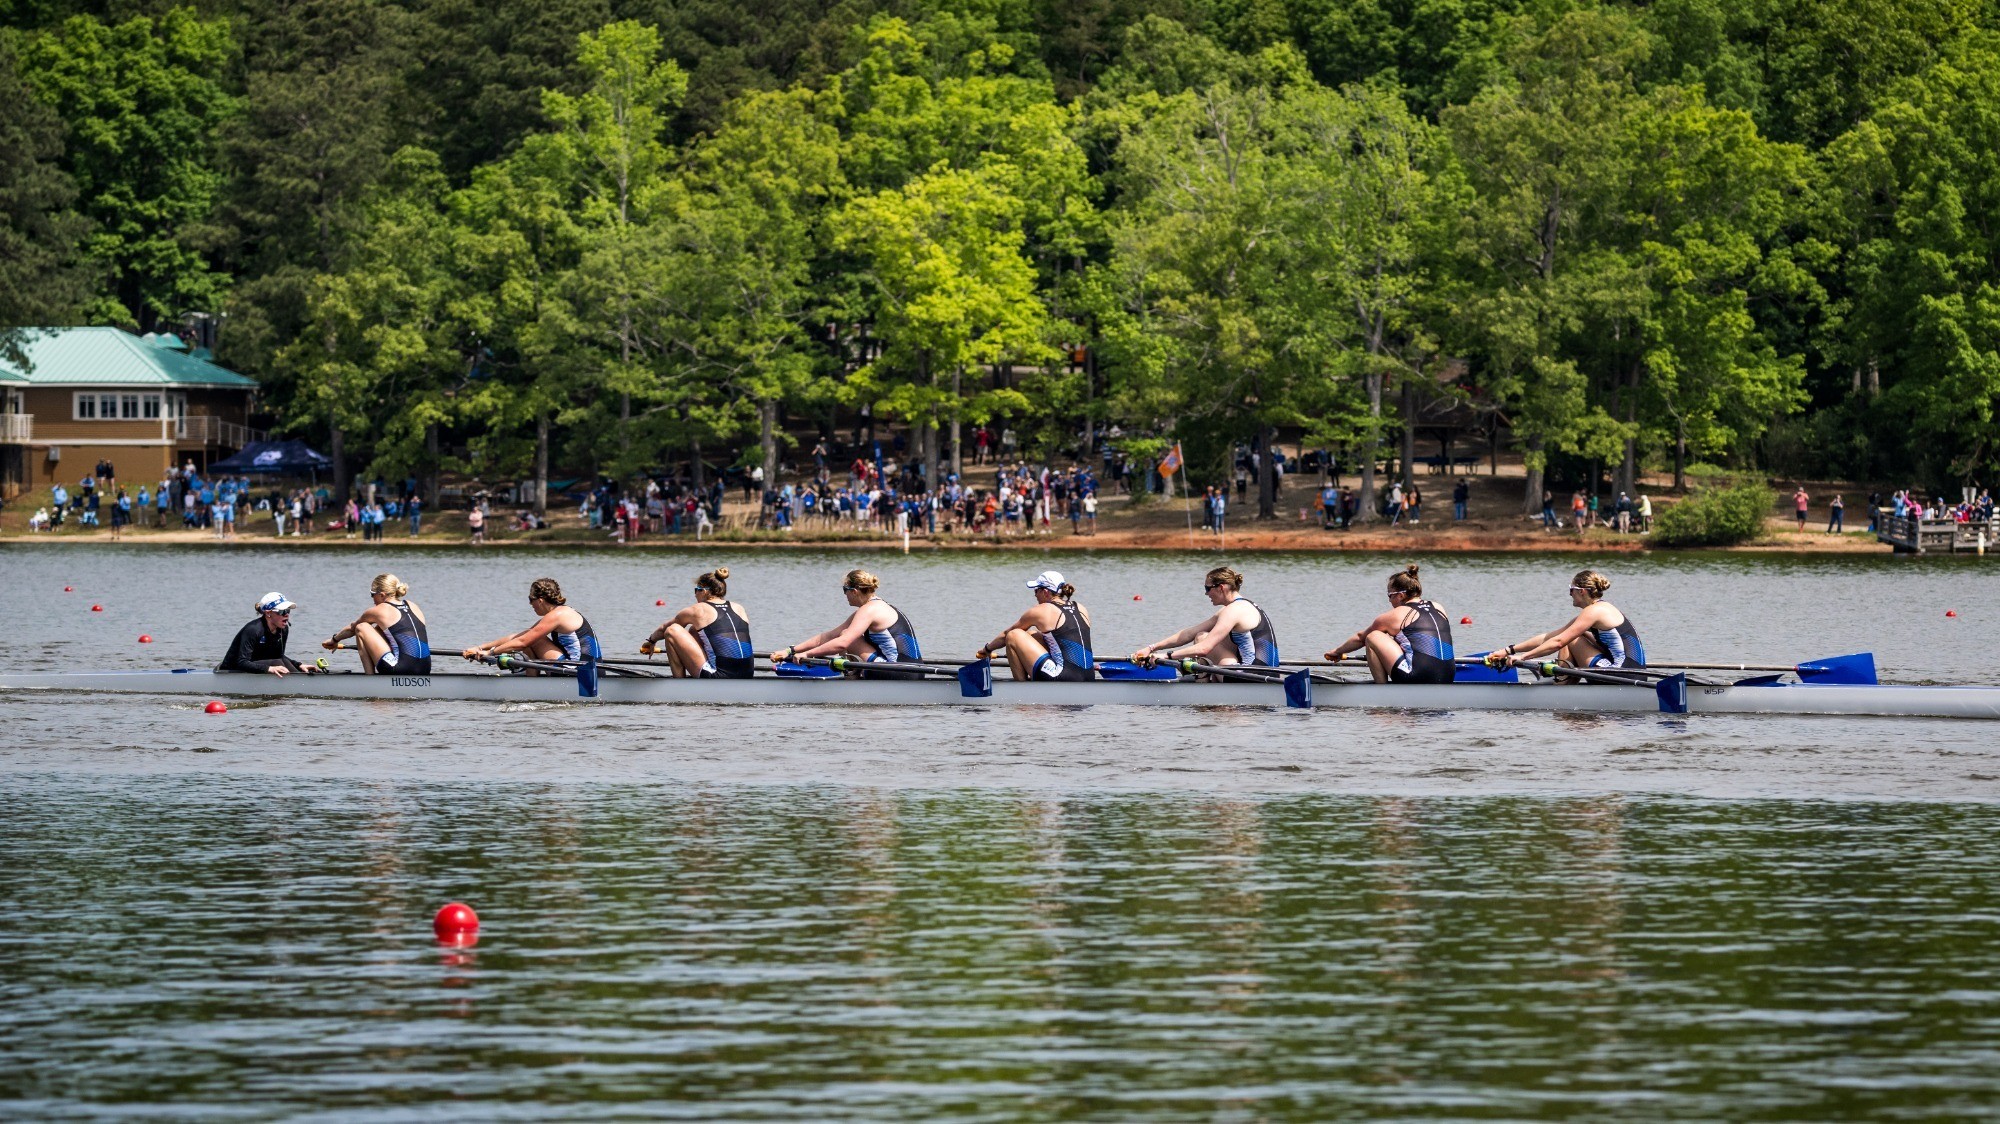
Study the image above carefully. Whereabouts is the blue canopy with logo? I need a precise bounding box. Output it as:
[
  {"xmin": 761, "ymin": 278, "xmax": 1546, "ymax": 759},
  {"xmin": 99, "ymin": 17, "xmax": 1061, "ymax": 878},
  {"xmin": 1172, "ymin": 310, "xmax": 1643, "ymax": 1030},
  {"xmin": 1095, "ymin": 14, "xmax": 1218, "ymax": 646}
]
[{"xmin": 210, "ymin": 440, "xmax": 335, "ymax": 475}]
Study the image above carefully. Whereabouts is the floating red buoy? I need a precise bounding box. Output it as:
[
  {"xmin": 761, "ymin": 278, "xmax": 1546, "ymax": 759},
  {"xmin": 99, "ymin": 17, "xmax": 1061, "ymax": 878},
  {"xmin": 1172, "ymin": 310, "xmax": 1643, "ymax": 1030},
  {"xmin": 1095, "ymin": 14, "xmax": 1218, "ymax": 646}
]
[
  {"xmin": 1133, "ymin": 595, "xmax": 1143, "ymax": 600},
  {"xmin": 64, "ymin": 586, "xmax": 74, "ymax": 592},
  {"xmin": 91, "ymin": 604, "xmax": 103, "ymax": 612},
  {"xmin": 204, "ymin": 700, "xmax": 228, "ymax": 714},
  {"xmin": 1460, "ymin": 616, "xmax": 1473, "ymax": 625},
  {"xmin": 138, "ymin": 634, "xmax": 153, "ymax": 643},
  {"xmin": 434, "ymin": 901, "xmax": 479, "ymax": 939},
  {"xmin": 1946, "ymin": 610, "xmax": 1959, "ymax": 617},
  {"xmin": 656, "ymin": 599, "xmax": 665, "ymax": 606}
]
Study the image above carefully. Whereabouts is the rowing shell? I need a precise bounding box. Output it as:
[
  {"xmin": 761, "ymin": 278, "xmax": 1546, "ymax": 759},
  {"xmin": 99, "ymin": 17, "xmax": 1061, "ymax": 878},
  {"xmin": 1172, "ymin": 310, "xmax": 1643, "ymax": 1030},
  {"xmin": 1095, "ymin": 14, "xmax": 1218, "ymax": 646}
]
[{"xmin": 4, "ymin": 669, "xmax": 1999, "ymax": 718}]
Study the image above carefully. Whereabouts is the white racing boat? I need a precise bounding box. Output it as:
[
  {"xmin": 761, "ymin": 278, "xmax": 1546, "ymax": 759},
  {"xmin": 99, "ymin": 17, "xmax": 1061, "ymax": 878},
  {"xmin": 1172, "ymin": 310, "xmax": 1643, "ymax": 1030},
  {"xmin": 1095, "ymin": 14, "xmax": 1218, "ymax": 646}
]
[{"xmin": 3, "ymin": 661, "xmax": 1998, "ymax": 718}]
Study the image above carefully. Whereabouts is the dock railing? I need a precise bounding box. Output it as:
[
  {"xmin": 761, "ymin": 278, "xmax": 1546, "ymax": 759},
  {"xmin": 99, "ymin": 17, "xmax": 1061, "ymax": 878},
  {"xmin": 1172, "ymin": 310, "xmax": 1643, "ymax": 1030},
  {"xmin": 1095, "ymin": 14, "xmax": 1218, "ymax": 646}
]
[{"xmin": 1878, "ymin": 511, "xmax": 2000, "ymax": 553}]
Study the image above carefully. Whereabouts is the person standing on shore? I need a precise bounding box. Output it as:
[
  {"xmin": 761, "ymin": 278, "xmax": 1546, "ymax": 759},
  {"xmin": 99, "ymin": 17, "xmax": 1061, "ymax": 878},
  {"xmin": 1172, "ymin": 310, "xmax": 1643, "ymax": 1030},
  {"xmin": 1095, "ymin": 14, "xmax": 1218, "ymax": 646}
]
[
  {"xmin": 468, "ymin": 504, "xmax": 485, "ymax": 544},
  {"xmin": 1453, "ymin": 478, "xmax": 1469, "ymax": 521},
  {"xmin": 1793, "ymin": 486, "xmax": 1810, "ymax": 531},
  {"xmin": 1541, "ymin": 489, "xmax": 1555, "ymax": 529},
  {"xmin": 1083, "ymin": 489, "xmax": 1097, "ymax": 535},
  {"xmin": 1828, "ymin": 494, "xmax": 1844, "ymax": 533},
  {"xmin": 407, "ymin": 494, "xmax": 422, "ymax": 537}
]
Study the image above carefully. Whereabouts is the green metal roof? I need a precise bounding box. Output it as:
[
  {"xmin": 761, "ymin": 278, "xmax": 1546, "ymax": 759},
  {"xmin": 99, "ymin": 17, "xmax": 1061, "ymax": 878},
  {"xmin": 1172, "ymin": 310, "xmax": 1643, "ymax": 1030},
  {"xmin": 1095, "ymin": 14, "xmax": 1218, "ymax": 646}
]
[{"xmin": 0, "ymin": 327, "xmax": 259, "ymax": 389}]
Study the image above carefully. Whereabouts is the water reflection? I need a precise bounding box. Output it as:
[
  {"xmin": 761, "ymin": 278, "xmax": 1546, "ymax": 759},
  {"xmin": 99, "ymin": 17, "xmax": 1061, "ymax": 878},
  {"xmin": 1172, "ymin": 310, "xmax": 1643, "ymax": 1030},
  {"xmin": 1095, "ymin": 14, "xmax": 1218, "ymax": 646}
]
[{"xmin": 5, "ymin": 777, "xmax": 1999, "ymax": 1118}]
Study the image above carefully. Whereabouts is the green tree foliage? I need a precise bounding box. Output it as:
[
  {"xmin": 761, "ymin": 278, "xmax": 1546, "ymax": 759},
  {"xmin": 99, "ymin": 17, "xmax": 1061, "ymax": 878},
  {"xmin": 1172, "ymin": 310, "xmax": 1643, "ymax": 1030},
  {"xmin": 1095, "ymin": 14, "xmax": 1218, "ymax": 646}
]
[
  {"xmin": 0, "ymin": 38, "xmax": 88, "ymax": 362},
  {"xmin": 16, "ymin": 0, "xmax": 2000, "ymax": 503},
  {"xmin": 11, "ymin": 7, "xmax": 236, "ymax": 329},
  {"xmin": 1648, "ymin": 479, "xmax": 1774, "ymax": 546}
]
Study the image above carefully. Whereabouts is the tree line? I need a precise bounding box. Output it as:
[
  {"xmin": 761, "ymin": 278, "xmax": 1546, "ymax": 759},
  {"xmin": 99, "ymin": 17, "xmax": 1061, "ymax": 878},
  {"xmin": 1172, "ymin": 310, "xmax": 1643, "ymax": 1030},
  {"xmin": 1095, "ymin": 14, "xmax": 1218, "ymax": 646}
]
[{"xmin": 4, "ymin": 0, "xmax": 1998, "ymax": 516}]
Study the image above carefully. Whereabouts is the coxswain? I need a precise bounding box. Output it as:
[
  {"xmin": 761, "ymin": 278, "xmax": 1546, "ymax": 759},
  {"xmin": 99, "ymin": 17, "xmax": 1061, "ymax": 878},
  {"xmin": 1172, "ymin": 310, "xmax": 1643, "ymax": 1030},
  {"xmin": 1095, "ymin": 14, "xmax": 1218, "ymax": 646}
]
[
  {"xmin": 324, "ymin": 573, "xmax": 431, "ymax": 675},
  {"xmin": 1323, "ymin": 564, "xmax": 1456, "ymax": 683},
  {"xmin": 462, "ymin": 577, "xmax": 600, "ymax": 669},
  {"xmin": 1485, "ymin": 569, "xmax": 1647, "ymax": 674},
  {"xmin": 977, "ymin": 570, "xmax": 1094, "ymax": 681},
  {"xmin": 219, "ymin": 592, "xmax": 316, "ymax": 676},
  {"xmin": 642, "ymin": 567, "xmax": 754, "ymax": 678},
  {"xmin": 1129, "ymin": 566, "xmax": 1279, "ymax": 670},
  {"xmin": 768, "ymin": 569, "xmax": 922, "ymax": 667}
]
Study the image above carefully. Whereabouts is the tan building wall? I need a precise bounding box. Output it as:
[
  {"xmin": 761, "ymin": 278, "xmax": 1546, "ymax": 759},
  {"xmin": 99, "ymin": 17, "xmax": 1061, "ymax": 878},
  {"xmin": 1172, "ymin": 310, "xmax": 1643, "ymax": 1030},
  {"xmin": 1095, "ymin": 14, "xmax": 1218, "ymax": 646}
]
[{"xmin": 11, "ymin": 385, "xmax": 257, "ymax": 492}]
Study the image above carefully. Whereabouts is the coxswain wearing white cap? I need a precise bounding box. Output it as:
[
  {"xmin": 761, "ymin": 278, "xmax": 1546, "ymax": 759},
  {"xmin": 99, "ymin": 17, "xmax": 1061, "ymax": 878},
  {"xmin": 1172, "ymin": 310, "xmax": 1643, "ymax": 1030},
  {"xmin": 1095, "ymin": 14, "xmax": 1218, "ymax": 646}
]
[
  {"xmin": 218, "ymin": 592, "xmax": 316, "ymax": 676},
  {"xmin": 977, "ymin": 570, "xmax": 1095, "ymax": 681}
]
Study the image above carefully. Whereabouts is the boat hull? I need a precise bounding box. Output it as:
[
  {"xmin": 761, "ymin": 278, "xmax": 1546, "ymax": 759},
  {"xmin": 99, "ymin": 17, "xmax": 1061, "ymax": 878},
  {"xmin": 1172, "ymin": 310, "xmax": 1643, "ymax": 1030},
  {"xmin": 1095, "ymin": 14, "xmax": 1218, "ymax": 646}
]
[{"xmin": 2, "ymin": 669, "xmax": 1998, "ymax": 718}]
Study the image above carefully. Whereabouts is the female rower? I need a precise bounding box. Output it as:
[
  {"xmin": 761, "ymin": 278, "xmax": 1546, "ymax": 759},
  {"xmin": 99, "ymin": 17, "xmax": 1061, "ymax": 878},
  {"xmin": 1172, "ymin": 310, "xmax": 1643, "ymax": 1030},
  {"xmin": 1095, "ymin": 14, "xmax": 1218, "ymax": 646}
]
[
  {"xmin": 324, "ymin": 573, "xmax": 431, "ymax": 675},
  {"xmin": 1485, "ymin": 569, "xmax": 1647, "ymax": 672},
  {"xmin": 1322, "ymin": 564, "xmax": 1455, "ymax": 684},
  {"xmin": 1130, "ymin": 565, "xmax": 1279, "ymax": 669},
  {"xmin": 768, "ymin": 569, "xmax": 922, "ymax": 666},
  {"xmin": 462, "ymin": 577, "xmax": 600, "ymax": 667},
  {"xmin": 976, "ymin": 569, "xmax": 1094, "ymax": 681},
  {"xmin": 642, "ymin": 567, "xmax": 754, "ymax": 678}
]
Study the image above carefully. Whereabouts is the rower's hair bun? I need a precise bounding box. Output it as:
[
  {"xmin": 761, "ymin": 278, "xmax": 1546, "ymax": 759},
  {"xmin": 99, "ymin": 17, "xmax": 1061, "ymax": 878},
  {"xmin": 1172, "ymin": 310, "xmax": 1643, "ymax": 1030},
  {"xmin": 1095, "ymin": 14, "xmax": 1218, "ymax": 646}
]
[
  {"xmin": 1404, "ymin": 564, "xmax": 1420, "ymax": 577},
  {"xmin": 713, "ymin": 567, "xmax": 730, "ymax": 580}
]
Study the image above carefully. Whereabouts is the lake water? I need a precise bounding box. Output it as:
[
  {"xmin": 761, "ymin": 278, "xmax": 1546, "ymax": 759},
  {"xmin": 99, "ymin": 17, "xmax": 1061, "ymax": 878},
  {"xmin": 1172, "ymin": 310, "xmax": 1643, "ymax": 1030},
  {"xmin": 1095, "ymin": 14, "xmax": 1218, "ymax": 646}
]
[{"xmin": 5, "ymin": 544, "xmax": 2000, "ymax": 1119}]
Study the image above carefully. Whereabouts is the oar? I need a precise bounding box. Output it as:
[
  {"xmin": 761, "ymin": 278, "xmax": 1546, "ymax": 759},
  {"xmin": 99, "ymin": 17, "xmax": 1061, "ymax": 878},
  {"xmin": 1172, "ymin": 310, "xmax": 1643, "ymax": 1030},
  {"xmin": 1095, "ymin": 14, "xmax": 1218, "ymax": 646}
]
[
  {"xmin": 1515, "ymin": 660, "xmax": 1710, "ymax": 713},
  {"xmin": 804, "ymin": 655, "xmax": 994, "ymax": 699},
  {"xmin": 1171, "ymin": 658, "xmax": 1318, "ymax": 709}
]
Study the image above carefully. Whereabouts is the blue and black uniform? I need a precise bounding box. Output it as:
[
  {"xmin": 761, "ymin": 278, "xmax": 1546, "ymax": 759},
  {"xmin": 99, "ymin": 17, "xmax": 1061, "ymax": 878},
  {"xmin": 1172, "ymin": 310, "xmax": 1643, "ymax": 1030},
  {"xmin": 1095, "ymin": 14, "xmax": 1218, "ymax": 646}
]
[
  {"xmin": 1032, "ymin": 601, "xmax": 1094, "ymax": 681},
  {"xmin": 1228, "ymin": 598, "xmax": 1281, "ymax": 667},
  {"xmin": 1588, "ymin": 613, "xmax": 1646, "ymax": 668},
  {"xmin": 1389, "ymin": 599, "xmax": 1455, "ymax": 684},
  {"xmin": 696, "ymin": 600, "xmax": 755, "ymax": 679},
  {"xmin": 552, "ymin": 615, "xmax": 602, "ymax": 662},
  {"xmin": 374, "ymin": 599, "xmax": 432, "ymax": 675},
  {"xmin": 863, "ymin": 599, "xmax": 922, "ymax": 663}
]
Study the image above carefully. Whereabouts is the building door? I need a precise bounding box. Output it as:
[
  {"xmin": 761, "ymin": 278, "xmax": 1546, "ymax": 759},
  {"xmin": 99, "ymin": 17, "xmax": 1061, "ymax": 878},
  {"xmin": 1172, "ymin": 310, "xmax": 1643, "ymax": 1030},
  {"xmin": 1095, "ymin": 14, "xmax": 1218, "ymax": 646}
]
[{"xmin": 166, "ymin": 393, "xmax": 186, "ymax": 438}]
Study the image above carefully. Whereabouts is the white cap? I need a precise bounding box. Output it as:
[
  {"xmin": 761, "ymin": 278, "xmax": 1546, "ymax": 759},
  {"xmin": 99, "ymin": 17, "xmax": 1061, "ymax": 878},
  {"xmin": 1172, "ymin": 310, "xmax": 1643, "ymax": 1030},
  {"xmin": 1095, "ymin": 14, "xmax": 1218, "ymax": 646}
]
[
  {"xmin": 255, "ymin": 591, "xmax": 296, "ymax": 613},
  {"xmin": 1026, "ymin": 570, "xmax": 1066, "ymax": 593}
]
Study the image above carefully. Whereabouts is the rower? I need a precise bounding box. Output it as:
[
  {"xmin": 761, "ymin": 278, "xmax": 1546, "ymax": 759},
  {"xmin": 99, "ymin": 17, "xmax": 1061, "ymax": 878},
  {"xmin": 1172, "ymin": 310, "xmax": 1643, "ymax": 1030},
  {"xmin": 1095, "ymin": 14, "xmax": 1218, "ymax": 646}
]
[
  {"xmin": 219, "ymin": 592, "xmax": 317, "ymax": 676},
  {"xmin": 1130, "ymin": 566, "xmax": 1279, "ymax": 671},
  {"xmin": 463, "ymin": 577, "xmax": 600, "ymax": 670},
  {"xmin": 977, "ymin": 570, "xmax": 1094, "ymax": 681},
  {"xmin": 642, "ymin": 567, "xmax": 754, "ymax": 678},
  {"xmin": 1323, "ymin": 564, "xmax": 1456, "ymax": 684},
  {"xmin": 324, "ymin": 573, "xmax": 431, "ymax": 675},
  {"xmin": 769, "ymin": 569, "xmax": 922, "ymax": 667},
  {"xmin": 1485, "ymin": 569, "xmax": 1647, "ymax": 674}
]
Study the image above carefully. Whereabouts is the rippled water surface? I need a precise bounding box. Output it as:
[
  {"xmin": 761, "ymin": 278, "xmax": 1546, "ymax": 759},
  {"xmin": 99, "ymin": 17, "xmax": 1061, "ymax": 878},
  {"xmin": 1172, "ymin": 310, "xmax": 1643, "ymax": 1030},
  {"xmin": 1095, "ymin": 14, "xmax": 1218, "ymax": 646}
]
[{"xmin": 4, "ymin": 544, "xmax": 2000, "ymax": 1118}]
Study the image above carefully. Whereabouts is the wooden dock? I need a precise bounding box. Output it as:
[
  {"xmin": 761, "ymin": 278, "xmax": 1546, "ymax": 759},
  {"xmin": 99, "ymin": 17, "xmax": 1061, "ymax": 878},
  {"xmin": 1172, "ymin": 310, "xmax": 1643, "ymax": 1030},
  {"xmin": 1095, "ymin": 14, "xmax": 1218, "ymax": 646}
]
[{"xmin": 1877, "ymin": 512, "xmax": 2000, "ymax": 554}]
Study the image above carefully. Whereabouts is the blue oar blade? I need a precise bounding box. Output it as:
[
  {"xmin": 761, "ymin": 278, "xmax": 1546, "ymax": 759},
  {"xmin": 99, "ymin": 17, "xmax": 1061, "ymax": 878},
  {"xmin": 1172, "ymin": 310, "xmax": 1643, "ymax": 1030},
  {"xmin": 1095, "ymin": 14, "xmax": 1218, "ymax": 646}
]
[
  {"xmin": 1454, "ymin": 653, "xmax": 1519, "ymax": 684},
  {"xmin": 1796, "ymin": 652, "xmax": 1877, "ymax": 685},
  {"xmin": 774, "ymin": 661, "xmax": 840, "ymax": 678},
  {"xmin": 576, "ymin": 661, "xmax": 600, "ymax": 699},
  {"xmin": 958, "ymin": 658, "xmax": 994, "ymax": 698},
  {"xmin": 1282, "ymin": 668, "xmax": 1313, "ymax": 709},
  {"xmin": 1655, "ymin": 672, "xmax": 1688, "ymax": 714}
]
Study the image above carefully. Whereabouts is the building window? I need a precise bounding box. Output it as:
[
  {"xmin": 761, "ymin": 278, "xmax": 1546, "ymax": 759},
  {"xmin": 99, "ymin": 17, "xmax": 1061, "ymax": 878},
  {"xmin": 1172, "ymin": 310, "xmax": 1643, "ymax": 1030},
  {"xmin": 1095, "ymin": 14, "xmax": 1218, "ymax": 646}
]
[{"xmin": 72, "ymin": 392, "xmax": 164, "ymax": 420}]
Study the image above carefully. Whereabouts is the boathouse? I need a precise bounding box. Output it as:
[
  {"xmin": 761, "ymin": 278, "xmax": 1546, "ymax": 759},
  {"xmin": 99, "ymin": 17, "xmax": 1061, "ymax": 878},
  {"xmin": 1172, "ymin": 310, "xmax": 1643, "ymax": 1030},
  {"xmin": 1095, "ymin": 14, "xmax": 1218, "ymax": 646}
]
[{"xmin": 0, "ymin": 327, "xmax": 263, "ymax": 497}]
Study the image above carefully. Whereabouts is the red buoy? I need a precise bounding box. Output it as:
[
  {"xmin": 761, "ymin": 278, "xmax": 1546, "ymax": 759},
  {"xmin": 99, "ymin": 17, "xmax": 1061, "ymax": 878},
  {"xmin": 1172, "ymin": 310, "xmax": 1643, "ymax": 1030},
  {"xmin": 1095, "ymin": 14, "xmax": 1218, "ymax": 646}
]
[
  {"xmin": 138, "ymin": 634, "xmax": 153, "ymax": 643},
  {"xmin": 1132, "ymin": 595, "xmax": 1143, "ymax": 600},
  {"xmin": 91, "ymin": 604, "xmax": 103, "ymax": 612},
  {"xmin": 64, "ymin": 586, "xmax": 74, "ymax": 592},
  {"xmin": 656, "ymin": 599, "xmax": 665, "ymax": 606},
  {"xmin": 204, "ymin": 700, "xmax": 228, "ymax": 714},
  {"xmin": 434, "ymin": 901, "xmax": 479, "ymax": 939},
  {"xmin": 1460, "ymin": 616, "xmax": 1473, "ymax": 625},
  {"xmin": 1947, "ymin": 609, "xmax": 1959, "ymax": 617}
]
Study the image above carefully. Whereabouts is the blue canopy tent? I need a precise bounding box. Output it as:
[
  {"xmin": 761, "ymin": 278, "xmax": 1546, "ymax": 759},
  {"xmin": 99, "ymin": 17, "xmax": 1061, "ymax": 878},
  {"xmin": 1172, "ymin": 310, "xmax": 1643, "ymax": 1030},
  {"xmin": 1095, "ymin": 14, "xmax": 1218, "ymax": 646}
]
[{"xmin": 211, "ymin": 440, "xmax": 334, "ymax": 476}]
